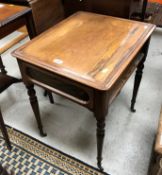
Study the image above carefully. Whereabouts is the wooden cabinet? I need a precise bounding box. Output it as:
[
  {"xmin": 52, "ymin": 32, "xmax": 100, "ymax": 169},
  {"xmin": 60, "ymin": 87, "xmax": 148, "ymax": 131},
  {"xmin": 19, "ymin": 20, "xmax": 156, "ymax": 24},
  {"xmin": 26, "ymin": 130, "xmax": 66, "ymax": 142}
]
[
  {"xmin": 0, "ymin": 0, "xmax": 144, "ymax": 34},
  {"xmin": 63, "ymin": 0, "xmax": 143, "ymax": 18}
]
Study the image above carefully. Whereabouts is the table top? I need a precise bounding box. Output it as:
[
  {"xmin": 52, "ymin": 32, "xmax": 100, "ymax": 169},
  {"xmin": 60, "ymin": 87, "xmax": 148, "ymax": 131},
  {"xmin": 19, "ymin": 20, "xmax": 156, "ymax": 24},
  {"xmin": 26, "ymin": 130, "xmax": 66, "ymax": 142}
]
[
  {"xmin": 12, "ymin": 12, "xmax": 155, "ymax": 90},
  {"xmin": 0, "ymin": 3, "xmax": 30, "ymax": 27}
]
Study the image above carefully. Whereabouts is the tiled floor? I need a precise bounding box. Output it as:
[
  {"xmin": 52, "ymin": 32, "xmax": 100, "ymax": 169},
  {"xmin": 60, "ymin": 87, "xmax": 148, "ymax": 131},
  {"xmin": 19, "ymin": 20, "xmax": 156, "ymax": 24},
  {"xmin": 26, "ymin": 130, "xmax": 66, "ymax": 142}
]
[{"xmin": 0, "ymin": 28, "xmax": 162, "ymax": 175}]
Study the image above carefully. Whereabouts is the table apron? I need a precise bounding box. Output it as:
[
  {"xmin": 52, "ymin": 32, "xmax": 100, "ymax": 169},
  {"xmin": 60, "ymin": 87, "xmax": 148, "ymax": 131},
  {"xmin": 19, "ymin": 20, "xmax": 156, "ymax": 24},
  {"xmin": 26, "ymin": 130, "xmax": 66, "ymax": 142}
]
[{"xmin": 18, "ymin": 61, "xmax": 94, "ymax": 110}]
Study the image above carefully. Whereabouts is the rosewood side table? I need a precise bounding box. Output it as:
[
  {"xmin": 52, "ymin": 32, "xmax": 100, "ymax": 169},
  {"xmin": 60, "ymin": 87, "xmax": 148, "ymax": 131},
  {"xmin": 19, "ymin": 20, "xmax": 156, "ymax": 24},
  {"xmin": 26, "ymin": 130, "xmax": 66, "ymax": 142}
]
[
  {"xmin": 12, "ymin": 12, "xmax": 155, "ymax": 171},
  {"xmin": 0, "ymin": 3, "xmax": 36, "ymax": 74}
]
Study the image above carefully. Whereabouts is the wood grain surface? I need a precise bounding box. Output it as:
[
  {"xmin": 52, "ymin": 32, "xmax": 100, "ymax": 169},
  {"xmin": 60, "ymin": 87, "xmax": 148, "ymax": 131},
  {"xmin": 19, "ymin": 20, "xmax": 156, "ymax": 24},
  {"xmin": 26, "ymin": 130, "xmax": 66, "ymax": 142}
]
[
  {"xmin": 0, "ymin": 3, "xmax": 30, "ymax": 26},
  {"xmin": 12, "ymin": 12, "xmax": 155, "ymax": 90}
]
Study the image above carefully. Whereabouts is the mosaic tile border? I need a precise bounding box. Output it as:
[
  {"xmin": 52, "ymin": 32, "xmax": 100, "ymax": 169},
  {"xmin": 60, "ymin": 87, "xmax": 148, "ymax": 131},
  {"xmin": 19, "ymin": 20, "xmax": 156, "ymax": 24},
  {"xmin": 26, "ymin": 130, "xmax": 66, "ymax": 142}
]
[{"xmin": 0, "ymin": 126, "xmax": 109, "ymax": 175}]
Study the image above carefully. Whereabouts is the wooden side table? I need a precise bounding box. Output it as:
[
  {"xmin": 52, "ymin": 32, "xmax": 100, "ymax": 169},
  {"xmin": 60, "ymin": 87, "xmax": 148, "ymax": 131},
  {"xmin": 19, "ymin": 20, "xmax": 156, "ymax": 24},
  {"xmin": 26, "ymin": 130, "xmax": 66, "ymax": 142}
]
[
  {"xmin": 0, "ymin": 3, "xmax": 36, "ymax": 74},
  {"xmin": 0, "ymin": 3, "xmax": 36, "ymax": 150},
  {"xmin": 12, "ymin": 12, "xmax": 155, "ymax": 171}
]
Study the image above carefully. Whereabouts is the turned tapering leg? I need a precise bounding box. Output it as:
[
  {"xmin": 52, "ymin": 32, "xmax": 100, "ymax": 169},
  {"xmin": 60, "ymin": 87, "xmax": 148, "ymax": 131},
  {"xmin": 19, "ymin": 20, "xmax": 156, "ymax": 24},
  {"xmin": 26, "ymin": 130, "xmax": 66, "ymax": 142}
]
[
  {"xmin": 141, "ymin": 0, "xmax": 148, "ymax": 21},
  {"xmin": 0, "ymin": 109, "xmax": 11, "ymax": 150},
  {"xmin": 130, "ymin": 62, "xmax": 145, "ymax": 112},
  {"xmin": 26, "ymin": 85, "xmax": 46, "ymax": 136},
  {"xmin": 47, "ymin": 91, "xmax": 54, "ymax": 104},
  {"xmin": 0, "ymin": 55, "xmax": 7, "ymax": 74},
  {"xmin": 131, "ymin": 39, "xmax": 150, "ymax": 112},
  {"xmin": 25, "ymin": 11, "xmax": 37, "ymax": 39},
  {"xmin": 94, "ymin": 90, "xmax": 108, "ymax": 171},
  {"xmin": 96, "ymin": 119, "xmax": 105, "ymax": 171},
  {"xmin": 44, "ymin": 90, "xmax": 54, "ymax": 104}
]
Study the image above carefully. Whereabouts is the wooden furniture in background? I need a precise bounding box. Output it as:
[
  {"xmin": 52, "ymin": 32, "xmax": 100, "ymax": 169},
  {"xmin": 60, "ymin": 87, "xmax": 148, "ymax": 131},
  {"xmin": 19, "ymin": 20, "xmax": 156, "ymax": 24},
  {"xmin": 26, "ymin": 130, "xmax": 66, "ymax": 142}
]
[
  {"xmin": 28, "ymin": 0, "xmax": 64, "ymax": 35},
  {"xmin": 0, "ymin": 2, "xmax": 55, "ymax": 104},
  {"xmin": 1, "ymin": 0, "xmax": 148, "ymax": 31},
  {"xmin": 63, "ymin": 0, "xmax": 144, "ymax": 19},
  {"xmin": 0, "ymin": 26, "xmax": 27, "ymax": 54},
  {"xmin": 0, "ymin": 0, "xmax": 64, "ymax": 35},
  {"xmin": 141, "ymin": 0, "xmax": 148, "ymax": 20},
  {"xmin": 12, "ymin": 12, "xmax": 155, "ymax": 170},
  {"xmin": 0, "ymin": 3, "xmax": 36, "ymax": 74},
  {"xmin": 0, "ymin": 74, "xmax": 21, "ymax": 150}
]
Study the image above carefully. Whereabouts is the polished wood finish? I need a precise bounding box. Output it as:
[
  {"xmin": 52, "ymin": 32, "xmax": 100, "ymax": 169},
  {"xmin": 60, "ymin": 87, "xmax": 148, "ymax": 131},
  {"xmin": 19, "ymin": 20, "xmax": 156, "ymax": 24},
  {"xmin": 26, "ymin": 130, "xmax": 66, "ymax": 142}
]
[
  {"xmin": 0, "ymin": 27, "xmax": 27, "ymax": 54},
  {"xmin": 26, "ymin": 84, "xmax": 47, "ymax": 137},
  {"xmin": 0, "ymin": 3, "xmax": 29, "ymax": 24},
  {"xmin": 0, "ymin": 3, "xmax": 36, "ymax": 74},
  {"xmin": 0, "ymin": 3, "xmax": 35, "ymax": 39},
  {"xmin": 1, "ymin": 0, "xmax": 147, "ymax": 33},
  {"xmin": 0, "ymin": 2, "xmax": 54, "ymax": 103},
  {"xmin": 29, "ymin": 0, "xmax": 64, "ymax": 35},
  {"xmin": 131, "ymin": 38, "xmax": 150, "ymax": 112},
  {"xmin": 0, "ymin": 3, "xmax": 36, "ymax": 149},
  {"xmin": 12, "ymin": 12, "xmax": 155, "ymax": 170},
  {"xmin": 13, "ymin": 12, "xmax": 155, "ymax": 90},
  {"xmin": 0, "ymin": 0, "xmax": 64, "ymax": 35}
]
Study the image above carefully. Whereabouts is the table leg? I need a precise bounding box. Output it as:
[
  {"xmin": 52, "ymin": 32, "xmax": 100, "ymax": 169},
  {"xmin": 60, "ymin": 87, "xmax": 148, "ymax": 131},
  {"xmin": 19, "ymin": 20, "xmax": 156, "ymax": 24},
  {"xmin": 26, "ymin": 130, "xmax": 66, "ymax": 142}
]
[
  {"xmin": 0, "ymin": 109, "xmax": 11, "ymax": 150},
  {"xmin": 26, "ymin": 84, "xmax": 47, "ymax": 136},
  {"xmin": 131, "ymin": 61, "xmax": 144, "ymax": 112},
  {"xmin": 94, "ymin": 91, "xmax": 108, "ymax": 171},
  {"xmin": 44, "ymin": 90, "xmax": 54, "ymax": 104},
  {"xmin": 25, "ymin": 11, "xmax": 37, "ymax": 39},
  {"xmin": 141, "ymin": 0, "xmax": 148, "ymax": 21},
  {"xmin": 0, "ymin": 55, "xmax": 7, "ymax": 74},
  {"xmin": 131, "ymin": 39, "xmax": 150, "ymax": 112},
  {"xmin": 96, "ymin": 118, "xmax": 106, "ymax": 171},
  {"xmin": 26, "ymin": 12, "xmax": 55, "ymax": 104}
]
